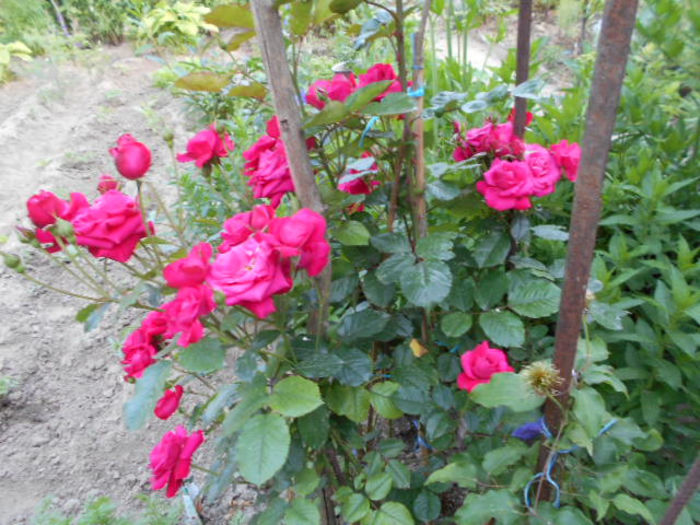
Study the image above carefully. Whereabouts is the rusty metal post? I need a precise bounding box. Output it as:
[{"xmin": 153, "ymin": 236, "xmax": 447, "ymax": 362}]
[
  {"xmin": 535, "ymin": 0, "xmax": 639, "ymax": 502},
  {"xmin": 514, "ymin": 0, "xmax": 533, "ymax": 138}
]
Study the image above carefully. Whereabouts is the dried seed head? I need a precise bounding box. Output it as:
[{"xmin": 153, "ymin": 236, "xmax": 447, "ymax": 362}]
[{"xmin": 521, "ymin": 360, "xmax": 562, "ymax": 396}]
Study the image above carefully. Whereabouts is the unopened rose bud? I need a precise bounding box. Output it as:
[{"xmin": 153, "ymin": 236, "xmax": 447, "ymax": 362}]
[
  {"xmin": 14, "ymin": 263, "xmax": 26, "ymax": 273},
  {"xmin": 53, "ymin": 218, "xmax": 74, "ymax": 239},
  {"xmin": 163, "ymin": 131, "xmax": 174, "ymax": 148},
  {"xmin": 2, "ymin": 253, "xmax": 21, "ymax": 269},
  {"xmin": 109, "ymin": 134, "xmax": 152, "ymax": 180},
  {"xmin": 214, "ymin": 290, "xmax": 227, "ymax": 307}
]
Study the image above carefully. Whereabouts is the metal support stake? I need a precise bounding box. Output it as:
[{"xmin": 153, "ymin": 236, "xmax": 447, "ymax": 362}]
[{"xmin": 514, "ymin": 0, "xmax": 533, "ymax": 138}]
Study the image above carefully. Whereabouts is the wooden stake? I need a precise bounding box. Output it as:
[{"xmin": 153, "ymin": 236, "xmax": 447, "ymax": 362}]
[
  {"xmin": 535, "ymin": 0, "xmax": 639, "ymax": 502},
  {"xmin": 514, "ymin": 0, "xmax": 533, "ymax": 138}
]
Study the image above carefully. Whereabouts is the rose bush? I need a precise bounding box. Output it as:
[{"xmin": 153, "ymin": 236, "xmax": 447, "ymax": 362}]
[{"xmin": 4, "ymin": 1, "xmax": 697, "ymax": 524}]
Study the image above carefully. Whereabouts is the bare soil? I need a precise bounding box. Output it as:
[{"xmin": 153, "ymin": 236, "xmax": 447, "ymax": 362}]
[{"xmin": 0, "ymin": 44, "xmax": 199, "ymax": 523}]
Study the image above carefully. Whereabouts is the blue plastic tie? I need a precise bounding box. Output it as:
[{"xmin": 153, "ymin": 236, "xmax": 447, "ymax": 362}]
[
  {"xmin": 412, "ymin": 419, "xmax": 434, "ymax": 451},
  {"xmin": 523, "ymin": 418, "xmax": 617, "ymax": 510},
  {"xmin": 359, "ymin": 116, "xmax": 380, "ymax": 149},
  {"xmin": 407, "ymin": 85, "xmax": 425, "ymax": 98}
]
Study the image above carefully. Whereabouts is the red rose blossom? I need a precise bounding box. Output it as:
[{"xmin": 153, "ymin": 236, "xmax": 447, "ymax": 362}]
[
  {"xmin": 457, "ymin": 341, "xmax": 514, "ymax": 392},
  {"xmin": 207, "ymin": 237, "xmax": 293, "ymax": 319},
  {"xmin": 550, "ymin": 139, "xmax": 581, "ymax": 182},
  {"xmin": 476, "ymin": 159, "xmax": 535, "ymax": 211},
  {"xmin": 162, "ymin": 285, "xmax": 216, "ymax": 347},
  {"xmin": 265, "ymin": 208, "xmax": 330, "ymax": 277},
  {"xmin": 154, "ymin": 385, "xmax": 184, "ymax": 420},
  {"xmin": 72, "ymin": 190, "xmax": 149, "ymax": 262},
  {"xmin": 359, "ymin": 63, "xmax": 403, "ymax": 101},
  {"xmin": 220, "ymin": 205, "xmax": 276, "ymax": 253},
  {"xmin": 176, "ymin": 124, "xmax": 235, "ymax": 168},
  {"xmin": 524, "ymin": 143, "xmax": 561, "ymax": 197},
  {"xmin": 26, "ymin": 191, "xmax": 89, "ymax": 253},
  {"xmin": 109, "ymin": 134, "xmax": 152, "ymax": 180},
  {"xmin": 163, "ymin": 242, "xmax": 213, "ymax": 289},
  {"xmin": 306, "ymin": 73, "xmax": 357, "ymax": 109},
  {"xmin": 149, "ymin": 425, "xmax": 204, "ymax": 498},
  {"xmin": 339, "ymin": 153, "xmax": 380, "ymax": 196},
  {"xmin": 121, "ymin": 329, "xmax": 158, "ymax": 380}
]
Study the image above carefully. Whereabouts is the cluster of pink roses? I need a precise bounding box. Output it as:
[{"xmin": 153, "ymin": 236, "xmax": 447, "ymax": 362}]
[
  {"xmin": 306, "ymin": 62, "xmax": 404, "ymax": 109},
  {"xmin": 25, "ymin": 188, "xmax": 151, "ymax": 262},
  {"xmin": 457, "ymin": 341, "xmax": 515, "ymax": 392},
  {"xmin": 454, "ymin": 114, "xmax": 581, "ymax": 211},
  {"xmin": 149, "ymin": 425, "xmax": 204, "ymax": 498}
]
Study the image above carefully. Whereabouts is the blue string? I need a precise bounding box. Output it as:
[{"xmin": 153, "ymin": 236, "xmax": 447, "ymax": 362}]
[
  {"xmin": 412, "ymin": 419, "xmax": 433, "ymax": 451},
  {"xmin": 359, "ymin": 116, "xmax": 380, "ymax": 149},
  {"xmin": 523, "ymin": 418, "xmax": 617, "ymax": 510},
  {"xmin": 407, "ymin": 85, "xmax": 425, "ymax": 98}
]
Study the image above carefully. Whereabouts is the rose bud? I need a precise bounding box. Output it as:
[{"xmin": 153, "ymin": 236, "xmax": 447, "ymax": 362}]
[
  {"xmin": 26, "ymin": 190, "xmax": 68, "ymax": 228},
  {"xmin": 109, "ymin": 134, "xmax": 152, "ymax": 180},
  {"xmin": 97, "ymin": 174, "xmax": 121, "ymax": 194}
]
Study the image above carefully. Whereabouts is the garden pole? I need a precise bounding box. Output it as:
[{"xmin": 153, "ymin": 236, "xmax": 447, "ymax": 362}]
[
  {"xmin": 660, "ymin": 454, "xmax": 700, "ymax": 525},
  {"xmin": 251, "ymin": 0, "xmax": 332, "ymax": 333},
  {"xmin": 514, "ymin": 0, "xmax": 533, "ymax": 138},
  {"xmin": 535, "ymin": 0, "xmax": 638, "ymax": 503}
]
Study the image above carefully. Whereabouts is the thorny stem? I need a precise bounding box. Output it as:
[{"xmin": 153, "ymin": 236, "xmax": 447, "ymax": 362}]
[
  {"xmin": 136, "ymin": 180, "xmax": 164, "ymax": 268},
  {"xmin": 19, "ymin": 271, "xmax": 105, "ymax": 302},
  {"xmin": 53, "ymin": 236, "xmax": 111, "ymax": 297}
]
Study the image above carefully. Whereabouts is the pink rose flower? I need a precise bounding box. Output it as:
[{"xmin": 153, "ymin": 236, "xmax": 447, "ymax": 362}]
[
  {"xmin": 176, "ymin": 124, "xmax": 235, "ymax": 168},
  {"xmin": 121, "ymin": 329, "xmax": 158, "ymax": 380},
  {"xmin": 524, "ymin": 144, "xmax": 561, "ymax": 197},
  {"xmin": 457, "ymin": 341, "xmax": 515, "ymax": 392},
  {"xmin": 487, "ymin": 123, "xmax": 525, "ymax": 158},
  {"xmin": 476, "ymin": 159, "xmax": 535, "ymax": 211},
  {"xmin": 163, "ymin": 285, "xmax": 216, "ymax": 347},
  {"xmin": 247, "ymin": 142, "xmax": 295, "ymax": 208},
  {"xmin": 550, "ymin": 139, "xmax": 581, "ymax": 182},
  {"xmin": 164, "ymin": 243, "xmax": 213, "ymax": 289},
  {"xmin": 220, "ymin": 205, "xmax": 276, "ymax": 253},
  {"xmin": 306, "ymin": 73, "xmax": 357, "ymax": 109},
  {"xmin": 150, "ymin": 425, "xmax": 204, "ymax": 498},
  {"xmin": 207, "ymin": 237, "xmax": 293, "ymax": 319},
  {"xmin": 154, "ymin": 385, "xmax": 184, "ymax": 420},
  {"xmin": 508, "ymin": 108, "xmax": 534, "ymax": 126},
  {"xmin": 140, "ymin": 310, "xmax": 169, "ymax": 341},
  {"xmin": 72, "ymin": 190, "xmax": 149, "ymax": 262},
  {"xmin": 109, "ymin": 134, "xmax": 152, "ymax": 180},
  {"xmin": 265, "ymin": 208, "xmax": 330, "ymax": 277},
  {"xmin": 97, "ymin": 174, "xmax": 121, "ymax": 194},
  {"xmin": 26, "ymin": 191, "xmax": 89, "ymax": 253},
  {"xmin": 359, "ymin": 63, "xmax": 402, "ymax": 101},
  {"xmin": 339, "ymin": 153, "xmax": 380, "ymax": 196}
]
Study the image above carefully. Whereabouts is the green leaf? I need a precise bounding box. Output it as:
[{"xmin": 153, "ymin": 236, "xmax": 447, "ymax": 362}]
[
  {"xmin": 225, "ymin": 30, "xmax": 255, "ymax": 51},
  {"xmin": 427, "ymin": 180, "xmax": 460, "ymax": 201},
  {"xmin": 426, "ymin": 462, "xmax": 477, "ymax": 488},
  {"xmin": 124, "ymin": 361, "xmax": 172, "ymax": 430},
  {"xmin": 370, "ymin": 382, "xmax": 403, "ymax": 419},
  {"xmin": 335, "ymin": 220, "xmax": 371, "ymax": 245},
  {"xmin": 532, "ymin": 224, "xmax": 569, "ymax": 241},
  {"xmin": 508, "ymin": 280, "xmax": 561, "ymax": 318},
  {"xmin": 400, "ymin": 260, "xmax": 453, "ymax": 307},
  {"xmin": 83, "ymin": 302, "xmax": 110, "ymax": 332},
  {"xmin": 201, "ymin": 383, "xmax": 238, "ymax": 425},
  {"xmin": 326, "ymin": 384, "xmax": 371, "ymax": 422},
  {"xmin": 571, "ymin": 387, "xmax": 607, "ymax": 440},
  {"xmin": 362, "ymin": 272, "xmax": 396, "ymax": 307},
  {"xmin": 413, "ymin": 491, "xmax": 441, "ymax": 522},
  {"xmin": 341, "ymin": 493, "xmax": 370, "ymax": 522},
  {"xmin": 345, "ymin": 81, "xmax": 394, "ymax": 112},
  {"xmin": 178, "ymin": 338, "xmax": 226, "ymax": 374},
  {"xmin": 338, "ymin": 309, "xmax": 391, "ymax": 343},
  {"xmin": 228, "ymin": 82, "xmax": 267, "ymax": 99},
  {"xmin": 364, "ymin": 92, "xmax": 417, "ymax": 116},
  {"xmin": 461, "ymin": 99, "xmax": 489, "ymax": 113},
  {"xmin": 221, "ymin": 377, "xmax": 268, "ymax": 436},
  {"xmin": 268, "ymin": 376, "xmax": 323, "ymax": 417},
  {"xmin": 297, "ymin": 406, "xmax": 330, "ymax": 449},
  {"xmin": 335, "ymin": 347, "xmax": 373, "ymax": 387},
  {"xmin": 511, "ymin": 78, "xmax": 545, "ymax": 99},
  {"xmin": 297, "ymin": 352, "xmax": 344, "ymax": 378},
  {"xmin": 612, "ymin": 494, "xmax": 655, "ymax": 523},
  {"xmin": 482, "ymin": 442, "xmax": 528, "ymax": 475},
  {"xmin": 474, "ymin": 268, "xmax": 508, "ymax": 310},
  {"xmin": 386, "ymin": 459, "xmax": 411, "ymax": 489},
  {"xmin": 469, "ymin": 373, "xmax": 544, "ymax": 412},
  {"xmin": 416, "ymin": 233, "xmax": 456, "ymax": 260},
  {"xmin": 472, "ymin": 231, "xmax": 511, "ymax": 268},
  {"xmin": 441, "ymin": 312, "xmax": 473, "ymax": 338},
  {"xmin": 236, "ymin": 414, "xmax": 291, "ymax": 485},
  {"xmin": 454, "ymin": 490, "xmax": 519, "ymax": 525},
  {"xmin": 175, "ymin": 72, "xmax": 229, "ymax": 92},
  {"xmin": 392, "ymin": 386, "xmax": 430, "ymax": 415},
  {"xmin": 284, "ymin": 498, "xmax": 320, "ymax": 525},
  {"xmin": 304, "ymin": 100, "xmax": 349, "ymax": 128},
  {"xmin": 377, "ymin": 253, "xmax": 415, "ymax": 284},
  {"xmin": 371, "ymin": 233, "xmax": 411, "ymax": 254},
  {"xmin": 479, "ymin": 311, "xmax": 525, "ymax": 347},
  {"xmin": 289, "ymin": 1, "xmax": 313, "ymax": 35},
  {"xmin": 370, "ymin": 502, "xmax": 414, "ymax": 525},
  {"xmin": 204, "ymin": 4, "xmax": 254, "ymax": 28},
  {"xmin": 365, "ymin": 472, "xmax": 393, "ymax": 501},
  {"xmin": 329, "ymin": 0, "xmax": 362, "ymax": 14}
]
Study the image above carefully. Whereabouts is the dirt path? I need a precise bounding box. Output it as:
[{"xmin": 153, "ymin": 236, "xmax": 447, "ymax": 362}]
[{"xmin": 0, "ymin": 45, "xmax": 193, "ymax": 523}]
